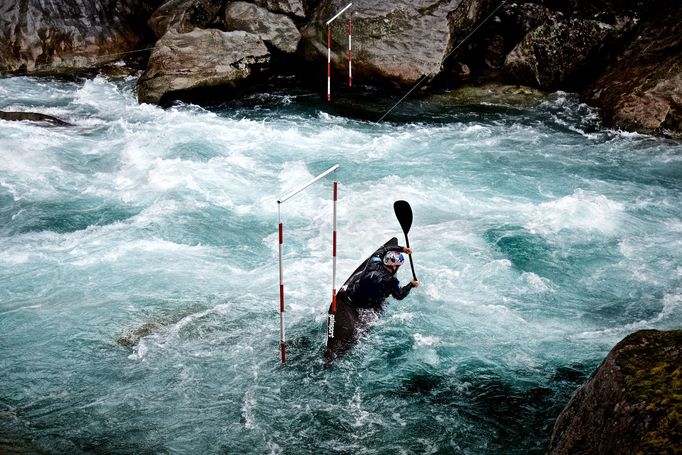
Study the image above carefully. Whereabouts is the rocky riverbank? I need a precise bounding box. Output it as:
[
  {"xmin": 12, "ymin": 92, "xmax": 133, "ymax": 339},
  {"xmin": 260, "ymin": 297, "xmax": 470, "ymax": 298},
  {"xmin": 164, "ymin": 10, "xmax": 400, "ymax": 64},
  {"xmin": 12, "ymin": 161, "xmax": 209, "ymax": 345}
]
[
  {"xmin": 1, "ymin": 0, "xmax": 680, "ymax": 133},
  {"xmin": 548, "ymin": 329, "xmax": 681, "ymax": 454}
]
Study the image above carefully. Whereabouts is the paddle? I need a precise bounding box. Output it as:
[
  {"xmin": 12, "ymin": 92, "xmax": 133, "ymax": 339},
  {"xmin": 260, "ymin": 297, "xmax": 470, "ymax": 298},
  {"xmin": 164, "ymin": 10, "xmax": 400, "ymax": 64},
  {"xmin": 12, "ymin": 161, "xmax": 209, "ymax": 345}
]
[{"xmin": 393, "ymin": 200, "xmax": 417, "ymax": 281}]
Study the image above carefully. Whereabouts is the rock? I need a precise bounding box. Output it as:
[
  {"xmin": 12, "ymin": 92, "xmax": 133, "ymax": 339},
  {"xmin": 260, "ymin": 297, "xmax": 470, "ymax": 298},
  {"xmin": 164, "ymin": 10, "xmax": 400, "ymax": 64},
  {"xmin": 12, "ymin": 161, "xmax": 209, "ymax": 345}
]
[
  {"xmin": 431, "ymin": 82, "xmax": 547, "ymax": 107},
  {"xmin": 224, "ymin": 2, "xmax": 301, "ymax": 54},
  {"xmin": 300, "ymin": 0, "xmax": 462, "ymax": 87},
  {"xmin": 116, "ymin": 322, "xmax": 161, "ymax": 347},
  {"xmin": 0, "ymin": 0, "xmax": 161, "ymax": 75},
  {"xmin": 0, "ymin": 111, "xmax": 73, "ymax": 126},
  {"xmin": 137, "ymin": 28, "xmax": 270, "ymax": 105},
  {"xmin": 548, "ymin": 329, "xmax": 682, "ymax": 455},
  {"xmin": 147, "ymin": 0, "xmax": 223, "ymax": 39},
  {"xmin": 582, "ymin": 5, "xmax": 682, "ymax": 135},
  {"xmin": 253, "ymin": 0, "xmax": 306, "ymax": 19},
  {"xmin": 503, "ymin": 16, "xmax": 628, "ymax": 90}
]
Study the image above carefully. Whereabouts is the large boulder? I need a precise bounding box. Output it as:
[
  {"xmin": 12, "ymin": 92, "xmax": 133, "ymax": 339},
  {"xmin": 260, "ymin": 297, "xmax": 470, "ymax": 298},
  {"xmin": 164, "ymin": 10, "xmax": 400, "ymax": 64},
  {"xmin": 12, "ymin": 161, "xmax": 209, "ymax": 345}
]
[
  {"xmin": 0, "ymin": 0, "xmax": 161, "ymax": 75},
  {"xmin": 147, "ymin": 0, "xmax": 224, "ymax": 39},
  {"xmin": 548, "ymin": 329, "xmax": 682, "ymax": 455},
  {"xmin": 582, "ymin": 4, "xmax": 682, "ymax": 135},
  {"xmin": 503, "ymin": 16, "xmax": 630, "ymax": 90},
  {"xmin": 224, "ymin": 2, "xmax": 301, "ymax": 54},
  {"xmin": 137, "ymin": 28, "xmax": 270, "ymax": 105},
  {"xmin": 300, "ymin": 0, "xmax": 463, "ymax": 87}
]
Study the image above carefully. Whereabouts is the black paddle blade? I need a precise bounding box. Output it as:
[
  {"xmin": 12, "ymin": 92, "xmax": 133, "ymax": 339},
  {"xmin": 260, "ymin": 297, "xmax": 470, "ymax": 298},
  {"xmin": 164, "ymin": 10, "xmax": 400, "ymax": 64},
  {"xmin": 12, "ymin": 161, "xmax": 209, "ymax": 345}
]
[{"xmin": 393, "ymin": 200, "xmax": 413, "ymax": 235}]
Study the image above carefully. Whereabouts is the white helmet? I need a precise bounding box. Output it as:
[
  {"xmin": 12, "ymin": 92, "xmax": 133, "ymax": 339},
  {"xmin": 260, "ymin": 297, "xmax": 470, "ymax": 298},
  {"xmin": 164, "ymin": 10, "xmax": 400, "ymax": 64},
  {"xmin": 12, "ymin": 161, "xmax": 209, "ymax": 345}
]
[{"xmin": 383, "ymin": 251, "xmax": 404, "ymax": 267}]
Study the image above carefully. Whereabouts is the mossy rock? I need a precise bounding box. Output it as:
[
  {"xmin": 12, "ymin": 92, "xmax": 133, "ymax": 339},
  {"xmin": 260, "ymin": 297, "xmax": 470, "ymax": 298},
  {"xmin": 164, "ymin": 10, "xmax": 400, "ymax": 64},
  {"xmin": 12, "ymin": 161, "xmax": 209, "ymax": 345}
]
[{"xmin": 548, "ymin": 329, "xmax": 682, "ymax": 454}]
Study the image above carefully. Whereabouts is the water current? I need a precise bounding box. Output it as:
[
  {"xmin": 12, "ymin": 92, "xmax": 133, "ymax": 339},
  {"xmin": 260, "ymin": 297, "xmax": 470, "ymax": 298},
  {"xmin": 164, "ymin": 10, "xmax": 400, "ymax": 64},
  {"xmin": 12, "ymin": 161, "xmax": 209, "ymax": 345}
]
[{"xmin": 1, "ymin": 75, "xmax": 681, "ymax": 454}]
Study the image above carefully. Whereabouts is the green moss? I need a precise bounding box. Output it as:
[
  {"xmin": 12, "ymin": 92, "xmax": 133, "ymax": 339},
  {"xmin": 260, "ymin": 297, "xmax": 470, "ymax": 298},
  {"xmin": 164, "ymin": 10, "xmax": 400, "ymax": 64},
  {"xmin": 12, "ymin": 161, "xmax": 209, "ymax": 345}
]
[{"xmin": 616, "ymin": 330, "xmax": 682, "ymax": 453}]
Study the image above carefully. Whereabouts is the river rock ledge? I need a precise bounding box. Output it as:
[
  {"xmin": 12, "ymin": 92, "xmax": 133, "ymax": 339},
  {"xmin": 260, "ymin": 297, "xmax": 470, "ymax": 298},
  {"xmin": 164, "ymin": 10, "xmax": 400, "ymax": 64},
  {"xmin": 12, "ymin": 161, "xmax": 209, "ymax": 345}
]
[{"xmin": 548, "ymin": 329, "xmax": 682, "ymax": 455}]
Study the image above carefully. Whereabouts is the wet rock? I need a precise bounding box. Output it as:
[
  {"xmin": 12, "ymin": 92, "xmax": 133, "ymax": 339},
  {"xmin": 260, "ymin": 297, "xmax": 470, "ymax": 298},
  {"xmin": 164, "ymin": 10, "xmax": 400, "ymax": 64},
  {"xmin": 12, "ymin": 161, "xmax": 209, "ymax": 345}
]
[
  {"xmin": 137, "ymin": 28, "xmax": 270, "ymax": 105},
  {"xmin": 300, "ymin": 0, "xmax": 462, "ymax": 87},
  {"xmin": 548, "ymin": 329, "xmax": 682, "ymax": 455},
  {"xmin": 224, "ymin": 2, "xmax": 301, "ymax": 54},
  {"xmin": 503, "ymin": 16, "xmax": 629, "ymax": 90},
  {"xmin": 0, "ymin": 111, "xmax": 72, "ymax": 126},
  {"xmin": 582, "ymin": 5, "xmax": 682, "ymax": 135},
  {"xmin": 0, "ymin": 0, "xmax": 161, "ymax": 75},
  {"xmin": 253, "ymin": 0, "xmax": 306, "ymax": 19},
  {"xmin": 116, "ymin": 322, "xmax": 161, "ymax": 347},
  {"xmin": 429, "ymin": 82, "xmax": 546, "ymax": 107},
  {"xmin": 148, "ymin": 0, "xmax": 224, "ymax": 39}
]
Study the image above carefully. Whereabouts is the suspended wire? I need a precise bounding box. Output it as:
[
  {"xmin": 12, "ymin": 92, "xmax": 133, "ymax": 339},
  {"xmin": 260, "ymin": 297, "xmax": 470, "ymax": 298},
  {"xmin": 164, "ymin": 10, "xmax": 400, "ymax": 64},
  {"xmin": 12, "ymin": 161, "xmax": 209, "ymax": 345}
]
[
  {"xmin": 9, "ymin": 45, "xmax": 158, "ymax": 77},
  {"xmin": 376, "ymin": 0, "xmax": 508, "ymax": 123}
]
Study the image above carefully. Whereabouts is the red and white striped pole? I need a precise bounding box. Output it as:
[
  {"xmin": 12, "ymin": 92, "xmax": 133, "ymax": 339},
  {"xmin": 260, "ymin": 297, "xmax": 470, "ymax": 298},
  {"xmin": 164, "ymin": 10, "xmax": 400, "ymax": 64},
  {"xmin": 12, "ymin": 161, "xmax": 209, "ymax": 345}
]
[
  {"xmin": 348, "ymin": 19, "xmax": 352, "ymax": 87},
  {"xmin": 278, "ymin": 203, "xmax": 286, "ymax": 363},
  {"xmin": 327, "ymin": 26, "xmax": 331, "ymax": 102},
  {"xmin": 332, "ymin": 179, "xmax": 338, "ymax": 312},
  {"xmin": 327, "ymin": 176, "xmax": 338, "ymax": 342},
  {"xmin": 277, "ymin": 164, "xmax": 340, "ymax": 363},
  {"xmin": 326, "ymin": 3, "xmax": 352, "ymax": 102}
]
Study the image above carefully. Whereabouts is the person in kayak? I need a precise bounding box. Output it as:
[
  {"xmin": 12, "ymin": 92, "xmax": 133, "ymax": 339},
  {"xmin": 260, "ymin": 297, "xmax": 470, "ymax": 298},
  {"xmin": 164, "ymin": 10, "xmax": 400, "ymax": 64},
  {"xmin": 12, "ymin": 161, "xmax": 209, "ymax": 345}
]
[{"xmin": 341, "ymin": 243, "xmax": 420, "ymax": 311}]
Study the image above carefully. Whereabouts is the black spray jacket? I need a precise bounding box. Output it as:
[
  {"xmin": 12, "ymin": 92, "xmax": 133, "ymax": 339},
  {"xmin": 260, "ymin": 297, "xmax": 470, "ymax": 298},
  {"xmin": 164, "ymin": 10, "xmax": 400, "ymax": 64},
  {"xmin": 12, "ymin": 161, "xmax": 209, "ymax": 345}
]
[{"xmin": 342, "ymin": 244, "xmax": 414, "ymax": 311}]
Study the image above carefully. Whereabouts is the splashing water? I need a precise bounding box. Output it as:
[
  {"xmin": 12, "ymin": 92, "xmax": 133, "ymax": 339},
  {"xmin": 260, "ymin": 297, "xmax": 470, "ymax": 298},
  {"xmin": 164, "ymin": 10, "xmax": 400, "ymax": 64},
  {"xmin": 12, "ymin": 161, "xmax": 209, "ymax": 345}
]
[{"xmin": 1, "ymin": 76, "xmax": 681, "ymax": 454}]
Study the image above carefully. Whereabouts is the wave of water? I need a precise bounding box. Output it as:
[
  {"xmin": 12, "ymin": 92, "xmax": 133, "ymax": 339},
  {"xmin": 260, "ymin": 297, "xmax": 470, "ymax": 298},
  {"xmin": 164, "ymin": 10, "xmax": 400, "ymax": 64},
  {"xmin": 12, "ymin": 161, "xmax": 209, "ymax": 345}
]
[{"xmin": 1, "ymin": 76, "xmax": 681, "ymax": 453}]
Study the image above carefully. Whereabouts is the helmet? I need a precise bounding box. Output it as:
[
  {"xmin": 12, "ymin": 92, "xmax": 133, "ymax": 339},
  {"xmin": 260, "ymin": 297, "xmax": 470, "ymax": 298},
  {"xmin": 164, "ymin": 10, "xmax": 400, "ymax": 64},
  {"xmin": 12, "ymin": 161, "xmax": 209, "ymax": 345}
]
[{"xmin": 383, "ymin": 251, "xmax": 404, "ymax": 267}]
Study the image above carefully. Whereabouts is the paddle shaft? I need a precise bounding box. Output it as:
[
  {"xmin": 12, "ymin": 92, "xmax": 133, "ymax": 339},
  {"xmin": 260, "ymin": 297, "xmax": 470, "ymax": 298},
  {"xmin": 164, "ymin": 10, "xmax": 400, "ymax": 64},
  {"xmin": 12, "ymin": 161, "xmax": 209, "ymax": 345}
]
[{"xmin": 403, "ymin": 235, "xmax": 417, "ymax": 281}]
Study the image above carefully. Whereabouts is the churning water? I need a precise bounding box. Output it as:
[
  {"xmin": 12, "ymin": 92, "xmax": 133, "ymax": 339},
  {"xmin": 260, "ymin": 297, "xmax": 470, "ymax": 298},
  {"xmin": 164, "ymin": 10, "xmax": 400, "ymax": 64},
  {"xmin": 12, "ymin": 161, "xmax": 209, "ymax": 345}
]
[{"xmin": 1, "ymin": 75, "xmax": 681, "ymax": 454}]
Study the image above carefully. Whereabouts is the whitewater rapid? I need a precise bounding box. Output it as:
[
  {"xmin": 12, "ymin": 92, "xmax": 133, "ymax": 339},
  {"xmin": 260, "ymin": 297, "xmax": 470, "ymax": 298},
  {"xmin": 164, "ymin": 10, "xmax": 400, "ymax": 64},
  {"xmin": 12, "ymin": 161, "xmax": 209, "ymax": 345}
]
[{"xmin": 1, "ymin": 75, "xmax": 680, "ymax": 454}]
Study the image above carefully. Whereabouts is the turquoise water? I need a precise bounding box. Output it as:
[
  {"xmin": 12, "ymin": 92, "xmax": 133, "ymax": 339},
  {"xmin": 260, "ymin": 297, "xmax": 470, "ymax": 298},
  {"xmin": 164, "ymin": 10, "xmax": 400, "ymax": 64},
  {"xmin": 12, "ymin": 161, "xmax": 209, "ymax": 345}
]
[{"xmin": 1, "ymin": 76, "xmax": 681, "ymax": 454}]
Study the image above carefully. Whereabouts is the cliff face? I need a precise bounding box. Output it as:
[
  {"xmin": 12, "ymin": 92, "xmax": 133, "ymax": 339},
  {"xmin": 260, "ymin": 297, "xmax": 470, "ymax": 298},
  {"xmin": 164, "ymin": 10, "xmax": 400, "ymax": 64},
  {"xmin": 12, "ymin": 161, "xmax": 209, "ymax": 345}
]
[
  {"xmin": 582, "ymin": 4, "xmax": 682, "ymax": 135},
  {"xmin": 548, "ymin": 329, "xmax": 682, "ymax": 455},
  {"xmin": 0, "ymin": 0, "xmax": 680, "ymax": 136},
  {"xmin": 0, "ymin": 0, "xmax": 161, "ymax": 75}
]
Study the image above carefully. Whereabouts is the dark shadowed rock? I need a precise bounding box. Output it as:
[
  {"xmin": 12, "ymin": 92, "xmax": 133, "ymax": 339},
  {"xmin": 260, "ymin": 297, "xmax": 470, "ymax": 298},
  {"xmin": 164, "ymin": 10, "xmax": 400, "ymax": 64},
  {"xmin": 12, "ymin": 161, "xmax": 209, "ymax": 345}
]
[
  {"xmin": 503, "ymin": 16, "xmax": 630, "ymax": 90},
  {"xmin": 254, "ymin": 0, "xmax": 306, "ymax": 19},
  {"xmin": 116, "ymin": 322, "xmax": 161, "ymax": 347},
  {"xmin": 0, "ymin": 111, "xmax": 72, "ymax": 126},
  {"xmin": 548, "ymin": 329, "xmax": 682, "ymax": 455},
  {"xmin": 137, "ymin": 28, "xmax": 270, "ymax": 105},
  {"xmin": 583, "ymin": 5, "xmax": 682, "ymax": 135},
  {"xmin": 148, "ymin": 0, "xmax": 224, "ymax": 39},
  {"xmin": 0, "ymin": 0, "xmax": 161, "ymax": 75},
  {"xmin": 224, "ymin": 2, "xmax": 301, "ymax": 54},
  {"xmin": 300, "ymin": 0, "xmax": 463, "ymax": 87}
]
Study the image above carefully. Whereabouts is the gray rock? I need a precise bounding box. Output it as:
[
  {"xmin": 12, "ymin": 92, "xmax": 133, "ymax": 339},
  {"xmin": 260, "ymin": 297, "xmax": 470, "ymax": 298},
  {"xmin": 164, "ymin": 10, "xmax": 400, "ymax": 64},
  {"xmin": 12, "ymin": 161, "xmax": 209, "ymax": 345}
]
[
  {"xmin": 300, "ymin": 0, "xmax": 462, "ymax": 86},
  {"xmin": 582, "ymin": 5, "xmax": 682, "ymax": 135},
  {"xmin": 137, "ymin": 28, "xmax": 270, "ymax": 105},
  {"xmin": 548, "ymin": 329, "xmax": 682, "ymax": 454},
  {"xmin": 0, "ymin": 111, "xmax": 72, "ymax": 126},
  {"xmin": 503, "ymin": 17, "xmax": 624, "ymax": 90},
  {"xmin": 0, "ymin": 0, "xmax": 161, "ymax": 75},
  {"xmin": 148, "ymin": 0, "xmax": 224, "ymax": 39},
  {"xmin": 224, "ymin": 2, "xmax": 301, "ymax": 54},
  {"xmin": 253, "ymin": 0, "xmax": 306, "ymax": 19}
]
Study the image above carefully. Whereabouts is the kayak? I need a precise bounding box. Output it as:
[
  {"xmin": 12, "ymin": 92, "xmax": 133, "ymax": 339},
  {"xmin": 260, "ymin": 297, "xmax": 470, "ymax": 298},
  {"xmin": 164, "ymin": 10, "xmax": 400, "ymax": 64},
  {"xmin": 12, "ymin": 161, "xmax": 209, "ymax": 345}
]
[{"xmin": 324, "ymin": 237, "xmax": 398, "ymax": 365}]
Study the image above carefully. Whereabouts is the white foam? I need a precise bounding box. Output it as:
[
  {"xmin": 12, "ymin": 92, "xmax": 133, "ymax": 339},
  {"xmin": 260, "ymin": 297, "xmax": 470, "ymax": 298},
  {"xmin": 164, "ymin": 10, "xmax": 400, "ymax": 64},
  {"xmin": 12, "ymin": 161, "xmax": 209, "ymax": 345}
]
[
  {"xmin": 413, "ymin": 333, "xmax": 441, "ymax": 347},
  {"xmin": 525, "ymin": 189, "xmax": 624, "ymax": 234}
]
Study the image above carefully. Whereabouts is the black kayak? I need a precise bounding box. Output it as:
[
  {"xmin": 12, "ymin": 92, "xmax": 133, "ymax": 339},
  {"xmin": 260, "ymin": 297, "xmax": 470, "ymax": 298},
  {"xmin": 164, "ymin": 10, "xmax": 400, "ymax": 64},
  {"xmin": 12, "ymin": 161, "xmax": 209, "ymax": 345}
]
[{"xmin": 324, "ymin": 237, "xmax": 398, "ymax": 365}]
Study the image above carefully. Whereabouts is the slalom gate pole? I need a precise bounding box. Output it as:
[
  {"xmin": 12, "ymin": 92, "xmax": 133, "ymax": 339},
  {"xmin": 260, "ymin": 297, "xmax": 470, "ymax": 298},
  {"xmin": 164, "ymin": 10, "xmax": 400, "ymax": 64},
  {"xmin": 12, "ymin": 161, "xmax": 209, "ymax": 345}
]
[
  {"xmin": 348, "ymin": 19, "xmax": 352, "ymax": 87},
  {"xmin": 331, "ymin": 178, "xmax": 338, "ymax": 313},
  {"xmin": 327, "ymin": 26, "xmax": 331, "ymax": 102},
  {"xmin": 325, "ymin": 3, "xmax": 353, "ymax": 102},
  {"xmin": 277, "ymin": 164, "xmax": 340, "ymax": 363},
  {"xmin": 327, "ymin": 175, "xmax": 338, "ymax": 343},
  {"xmin": 278, "ymin": 203, "xmax": 286, "ymax": 363}
]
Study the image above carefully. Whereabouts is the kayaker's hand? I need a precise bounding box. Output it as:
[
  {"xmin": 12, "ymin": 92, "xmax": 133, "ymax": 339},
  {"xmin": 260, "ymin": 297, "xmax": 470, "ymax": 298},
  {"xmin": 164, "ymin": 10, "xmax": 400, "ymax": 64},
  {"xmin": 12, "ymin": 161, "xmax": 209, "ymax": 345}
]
[
  {"xmin": 410, "ymin": 279, "xmax": 420, "ymax": 288},
  {"xmin": 403, "ymin": 247, "xmax": 413, "ymax": 254}
]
